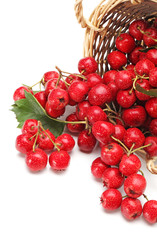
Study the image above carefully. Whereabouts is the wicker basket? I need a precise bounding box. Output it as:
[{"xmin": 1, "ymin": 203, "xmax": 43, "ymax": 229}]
[{"xmin": 75, "ymin": 0, "xmax": 157, "ymax": 174}]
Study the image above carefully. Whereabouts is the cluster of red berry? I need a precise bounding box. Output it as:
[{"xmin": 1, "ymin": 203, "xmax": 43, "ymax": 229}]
[{"xmin": 13, "ymin": 18, "xmax": 157, "ymax": 224}]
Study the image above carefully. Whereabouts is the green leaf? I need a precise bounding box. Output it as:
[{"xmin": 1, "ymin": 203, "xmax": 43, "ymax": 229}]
[
  {"xmin": 136, "ymin": 84, "xmax": 157, "ymax": 97},
  {"xmin": 11, "ymin": 91, "xmax": 65, "ymax": 137}
]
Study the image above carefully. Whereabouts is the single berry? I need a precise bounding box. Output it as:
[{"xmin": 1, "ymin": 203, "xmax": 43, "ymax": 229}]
[
  {"xmin": 116, "ymin": 33, "xmax": 135, "ymax": 53},
  {"xmin": 112, "ymin": 124, "xmax": 126, "ymax": 142},
  {"xmin": 122, "ymin": 105, "xmax": 146, "ymax": 127},
  {"xmin": 68, "ymin": 80, "xmax": 89, "ymax": 102},
  {"xmin": 87, "ymin": 106, "xmax": 108, "ymax": 125},
  {"xmin": 121, "ymin": 197, "xmax": 142, "ymax": 220},
  {"xmin": 45, "ymin": 102, "xmax": 65, "ymax": 118},
  {"xmin": 115, "ymin": 70, "xmax": 134, "ymax": 90},
  {"xmin": 49, "ymin": 150, "xmax": 70, "ymax": 170},
  {"xmin": 143, "ymin": 200, "xmax": 157, "ymax": 224},
  {"xmin": 145, "ymin": 97, "xmax": 157, "ymax": 118},
  {"xmin": 45, "ymin": 79, "xmax": 66, "ymax": 96},
  {"xmin": 116, "ymin": 89, "xmax": 136, "ymax": 108},
  {"xmin": 34, "ymin": 91, "xmax": 47, "ymax": 108},
  {"xmin": 88, "ymin": 84, "xmax": 112, "ymax": 106},
  {"xmin": 22, "ymin": 119, "xmax": 38, "ymax": 135},
  {"xmin": 37, "ymin": 129, "xmax": 55, "ymax": 151},
  {"xmin": 77, "ymin": 130, "xmax": 96, "ymax": 152},
  {"xmin": 86, "ymin": 73, "xmax": 103, "ymax": 88},
  {"xmin": 15, "ymin": 133, "xmax": 35, "ymax": 154},
  {"xmin": 149, "ymin": 119, "xmax": 157, "ymax": 137},
  {"xmin": 91, "ymin": 157, "xmax": 109, "ymax": 179},
  {"xmin": 42, "ymin": 71, "xmax": 59, "ymax": 85},
  {"xmin": 102, "ymin": 168, "xmax": 124, "ymax": 189},
  {"xmin": 119, "ymin": 154, "xmax": 141, "ymax": 176},
  {"xmin": 101, "ymin": 189, "xmax": 122, "ymax": 210},
  {"xmin": 25, "ymin": 148, "xmax": 48, "ymax": 172},
  {"xmin": 143, "ymin": 27, "xmax": 157, "ymax": 47},
  {"xmin": 129, "ymin": 19, "xmax": 148, "ymax": 40},
  {"xmin": 128, "ymin": 46, "xmax": 143, "ymax": 65},
  {"xmin": 66, "ymin": 113, "xmax": 85, "ymax": 133},
  {"xmin": 76, "ymin": 101, "xmax": 91, "ymax": 120},
  {"xmin": 149, "ymin": 67, "xmax": 157, "ymax": 87},
  {"xmin": 48, "ymin": 88, "xmax": 69, "ymax": 110},
  {"xmin": 55, "ymin": 133, "xmax": 75, "ymax": 152},
  {"xmin": 107, "ymin": 81, "xmax": 119, "ymax": 101},
  {"xmin": 103, "ymin": 70, "xmax": 117, "ymax": 84},
  {"xmin": 107, "ymin": 51, "xmax": 127, "ymax": 70},
  {"xmin": 144, "ymin": 136, "xmax": 157, "ymax": 157},
  {"xmin": 135, "ymin": 59, "xmax": 155, "ymax": 77},
  {"xmin": 78, "ymin": 57, "xmax": 98, "ymax": 75},
  {"xmin": 13, "ymin": 86, "xmax": 33, "ymax": 101},
  {"xmin": 146, "ymin": 49, "xmax": 157, "ymax": 66},
  {"xmin": 135, "ymin": 79, "xmax": 151, "ymax": 101},
  {"xmin": 123, "ymin": 127, "xmax": 145, "ymax": 149}
]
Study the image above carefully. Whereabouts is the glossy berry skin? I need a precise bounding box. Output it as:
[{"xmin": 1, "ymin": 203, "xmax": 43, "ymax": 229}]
[
  {"xmin": 123, "ymin": 128, "xmax": 145, "ymax": 149},
  {"xmin": 124, "ymin": 174, "xmax": 147, "ymax": 198},
  {"xmin": 116, "ymin": 89, "xmax": 136, "ymax": 108},
  {"xmin": 102, "ymin": 168, "xmax": 124, "ymax": 189},
  {"xmin": 116, "ymin": 33, "xmax": 135, "ymax": 53},
  {"xmin": 119, "ymin": 154, "xmax": 141, "ymax": 176},
  {"xmin": 122, "ymin": 105, "xmax": 146, "ymax": 127},
  {"xmin": 37, "ymin": 129, "xmax": 55, "ymax": 151},
  {"xmin": 107, "ymin": 81, "xmax": 119, "ymax": 101},
  {"xmin": 146, "ymin": 49, "xmax": 157, "ymax": 66},
  {"xmin": 76, "ymin": 101, "xmax": 91, "ymax": 120},
  {"xmin": 15, "ymin": 133, "xmax": 35, "ymax": 154},
  {"xmin": 87, "ymin": 106, "xmax": 108, "ymax": 125},
  {"xmin": 68, "ymin": 80, "xmax": 89, "ymax": 102},
  {"xmin": 143, "ymin": 200, "xmax": 157, "ymax": 224},
  {"xmin": 34, "ymin": 91, "xmax": 47, "ymax": 108},
  {"xmin": 112, "ymin": 124, "xmax": 126, "ymax": 141},
  {"xmin": 45, "ymin": 102, "xmax": 65, "ymax": 118},
  {"xmin": 145, "ymin": 98, "xmax": 157, "ymax": 118},
  {"xmin": 77, "ymin": 130, "xmax": 96, "ymax": 152},
  {"xmin": 78, "ymin": 57, "xmax": 98, "ymax": 75},
  {"xmin": 115, "ymin": 70, "xmax": 134, "ymax": 90},
  {"xmin": 42, "ymin": 71, "xmax": 59, "ymax": 85},
  {"xmin": 22, "ymin": 119, "xmax": 38, "ymax": 135},
  {"xmin": 128, "ymin": 46, "xmax": 143, "ymax": 65},
  {"xmin": 144, "ymin": 136, "xmax": 157, "ymax": 157},
  {"xmin": 66, "ymin": 113, "xmax": 85, "ymax": 133},
  {"xmin": 107, "ymin": 51, "xmax": 127, "ymax": 70},
  {"xmin": 135, "ymin": 79, "xmax": 151, "ymax": 101},
  {"xmin": 135, "ymin": 59, "xmax": 155, "ymax": 77},
  {"xmin": 86, "ymin": 73, "xmax": 103, "ymax": 88},
  {"xmin": 88, "ymin": 84, "xmax": 112, "ymax": 106},
  {"xmin": 103, "ymin": 70, "xmax": 117, "ymax": 84},
  {"xmin": 149, "ymin": 119, "xmax": 157, "ymax": 136},
  {"xmin": 49, "ymin": 150, "xmax": 70, "ymax": 171},
  {"xmin": 45, "ymin": 79, "xmax": 66, "ymax": 96},
  {"xmin": 143, "ymin": 27, "xmax": 157, "ymax": 47},
  {"xmin": 101, "ymin": 189, "xmax": 122, "ymax": 211},
  {"xmin": 25, "ymin": 148, "xmax": 48, "ymax": 172},
  {"xmin": 149, "ymin": 67, "xmax": 157, "ymax": 87},
  {"xmin": 48, "ymin": 88, "xmax": 69, "ymax": 110},
  {"xmin": 65, "ymin": 74, "xmax": 81, "ymax": 86},
  {"xmin": 121, "ymin": 198, "xmax": 142, "ymax": 220},
  {"xmin": 129, "ymin": 19, "xmax": 148, "ymax": 40},
  {"xmin": 101, "ymin": 143, "xmax": 124, "ymax": 166},
  {"xmin": 92, "ymin": 121, "xmax": 115, "ymax": 145},
  {"xmin": 55, "ymin": 134, "xmax": 75, "ymax": 152},
  {"xmin": 91, "ymin": 157, "xmax": 109, "ymax": 179},
  {"xmin": 13, "ymin": 86, "xmax": 33, "ymax": 101}
]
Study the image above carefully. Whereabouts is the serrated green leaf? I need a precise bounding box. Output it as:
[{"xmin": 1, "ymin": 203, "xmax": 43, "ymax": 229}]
[
  {"xmin": 11, "ymin": 91, "xmax": 65, "ymax": 137},
  {"xmin": 136, "ymin": 84, "xmax": 157, "ymax": 97}
]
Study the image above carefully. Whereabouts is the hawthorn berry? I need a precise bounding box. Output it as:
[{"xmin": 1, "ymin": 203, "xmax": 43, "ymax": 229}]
[
  {"xmin": 101, "ymin": 189, "xmax": 122, "ymax": 211},
  {"xmin": 149, "ymin": 119, "xmax": 157, "ymax": 137},
  {"xmin": 78, "ymin": 57, "xmax": 98, "ymax": 75},
  {"xmin": 149, "ymin": 67, "xmax": 157, "ymax": 87},
  {"xmin": 77, "ymin": 130, "xmax": 96, "ymax": 152},
  {"xmin": 13, "ymin": 86, "xmax": 33, "ymax": 101},
  {"xmin": 119, "ymin": 154, "xmax": 141, "ymax": 176},
  {"xmin": 135, "ymin": 79, "xmax": 151, "ymax": 101},
  {"xmin": 121, "ymin": 198, "xmax": 143, "ymax": 220},
  {"xmin": 42, "ymin": 71, "xmax": 59, "ymax": 85},
  {"xmin": 143, "ymin": 200, "xmax": 157, "ymax": 224},
  {"xmin": 123, "ymin": 127, "xmax": 145, "ymax": 149},
  {"xmin": 87, "ymin": 106, "xmax": 108, "ymax": 125},
  {"xmin": 45, "ymin": 79, "xmax": 66, "ymax": 97},
  {"xmin": 68, "ymin": 80, "xmax": 89, "ymax": 102},
  {"xmin": 146, "ymin": 49, "xmax": 157, "ymax": 66},
  {"xmin": 116, "ymin": 33, "xmax": 135, "ymax": 53},
  {"xmin": 37, "ymin": 129, "xmax": 55, "ymax": 151},
  {"xmin": 86, "ymin": 73, "xmax": 103, "ymax": 88},
  {"xmin": 145, "ymin": 97, "xmax": 157, "ymax": 118},
  {"xmin": 128, "ymin": 46, "xmax": 143, "ymax": 65},
  {"xmin": 135, "ymin": 59, "xmax": 155, "ymax": 77},
  {"xmin": 22, "ymin": 119, "xmax": 38, "ymax": 135},
  {"xmin": 66, "ymin": 113, "xmax": 85, "ymax": 133},
  {"xmin": 103, "ymin": 70, "xmax": 117, "ymax": 84},
  {"xmin": 129, "ymin": 19, "xmax": 148, "ymax": 40},
  {"xmin": 143, "ymin": 27, "xmax": 157, "ymax": 47},
  {"xmin": 15, "ymin": 133, "xmax": 35, "ymax": 154},
  {"xmin": 34, "ymin": 91, "xmax": 47, "ymax": 108},
  {"xmin": 48, "ymin": 88, "xmax": 69, "ymax": 110},
  {"xmin": 76, "ymin": 100, "xmax": 91, "ymax": 120},
  {"xmin": 107, "ymin": 51, "xmax": 127, "ymax": 70},
  {"xmin": 45, "ymin": 102, "xmax": 65, "ymax": 118},
  {"xmin": 115, "ymin": 70, "xmax": 134, "ymax": 90},
  {"xmin": 112, "ymin": 124, "xmax": 126, "ymax": 142},
  {"xmin": 144, "ymin": 136, "xmax": 157, "ymax": 157},
  {"xmin": 49, "ymin": 150, "xmax": 70, "ymax": 170},
  {"xmin": 116, "ymin": 89, "xmax": 136, "ymax": 108},
  {"xmin": 122, "ymin": 105, "xmax": 146, "ymax": 127},
  {"xmin": 102, "ymin": 167, "xmax": 124, "ymax": 189},
  {"xmin": 91, "ymin": 157, "xmax": 109, "ymax": 179},
  {"xmin": 55, "ymin": 134, "xmax": 75, "ymax": 152}
]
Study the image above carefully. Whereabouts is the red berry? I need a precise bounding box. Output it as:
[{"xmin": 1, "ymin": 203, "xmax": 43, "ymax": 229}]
[
  {"xmin": 149, "ymin": 119, "xmax": 157, "ymax": 136},
  {"xmin": 143, "ymin": 27, "xmax": 157, "ymax": 47},
  {"xmin": 124, "ymin": 173, "xmax": 146, "ymax": 198},
  {"xmin": 143, "ymin": 200, "xmax": 157, "ymax": 224},
  {"xmin": 129, "ymin": 19, "xmax": 148, "ymax": 40},
  {"xmin": 68, "ymin": 80, "xmax": 89, "ymax": 102},
  {"xmin": 135, "ymin": 79, "xmax": 151, "ymax": 101},
  {"xmin": 144, "ymin": 136, "xmax": 157, "ymax": 157},
  {"xmin": 66, "ymin": 113, "xmax": 85, "ymax": 133},
  {"xmin": 42, "ymin": 71, "xmax": 59, "ymax": 84},
  {"xmin": 126, "ymin": 65, "xmax": 135, "ymax": 71},
  {"xmin": 92, "ymin": 121, "xmax": 115, "ymax": 145},
  {"xmin": 116, "ymin": 89, "xmax": 136, "ymax": 108},
  {"xmin": 146, "ymin": 49, "xmax": 157, "ymax": 66},
  {"xmin": 78, "ymin": 57, "xmax": 98, "ymax": 75},
  {"xmin": 116, "ymin": 33, "xmax": 135, "ymax": 53},
  {"xmin": 119, "ymin": 154, "xmax": 141, "ymax": 176},
  {"xmin": 22, "ymin": 119, "xmax": 38, "ymax": 135},
  {"xmin": 34, "ymin": 91, "xmax": 47, "ymax": 108},
  {"xmin": 88, "ymin": 84, "xmax": 112, "ymax": 106},
  {"xmin": 48, "ymin": 88, "xmax": 69, "ymax": 110},
  {"xmin": 91, "ymin": 157, "xmax": 109, "ymax": 179},
  {"xmin": 101, "ymin": 143, "xmax": 124, "ymax": 165},
  {"xmin": 102, "ymin": 168, "xmax": 124, "ymax": 189},
  {"xmin": 115, "ymin": 70, "xmax": 134, "ymax": 90},
  {"xmin": 37, "ymin": 129, "xmax": 55, "ymax": 151},
  {"xmin": 45, "ymin": 102, "xmax": 65, "ymax": 118},
  {"xmin": 45, "ymin": 79, "xmax": 66, "ymax": 97},
  {"xmin": 121, "ymin": 197, "xmax": 142, "ymax": 220},
  {"xmin": 128, "ymin": 46, "xmax": 143, "ymax": 65},
  {"xmin": 65, "ymin": 74, "xmax": 82, "ymax": 86},
  {"xmin": 76, "ymin": 101, "xmax": 91, "ymax": 120},
  {"xmin": 123, "ymin": 127, "xmax": 145, "ymax": 149},
  {"xmin": 145, "ymin": 97, "xmax": 157, "ymax": 118},
  {"xmin": 77, "ymin": 130, "xmax": 96, "ymax": 152},
  {"xmin": 86, "ymin": 73, "xmax": 103, "ymax": 88},
  {"xmin": 55, "ymin": 133, "xmax": 75, "ymax": 152},
  {"xmin": 87, "ymin": 106, "xmax": 108, "ymax": 125},
  {"xmin": 49, "ymin": 150, "xmax": 70, "ymax": 170},
  {"xmin": 25, "ymin": 148, "xmax": 48, "ymax": 172},
  {"xmin": 149, "ymin": 67, "xmax": 157, "ymax": 87},
  {"xmin": 112, "ymin": 124, "xmax": 126, "ymax": 141},
  {"xmin": 107, "ymin": 81, "xmax": 119, "ymax": 101},
  {"xmin": 107, "ymin": 51, "xmax": 127, "ymax": 70},
  {"xmin": 101, "ymin": 189, "xmax": 122, "ymax": 210},
  {"xmin": 122, "ymin": 105, "xmax": 146, "ymax": 127},
  {"xmin": 13, "ymin": 86, "xmax": 33, "ymax": 101},
  {"xmin": 103, "ymin": 70, "xmax": 117, "ymax": 84},
  {"xmin": 15, "ymin": 133, "xmax": 35, "ymax": 154},
  {"xmin": 135, "ymin": 59, "xmax": 155, "ymax": 77}
]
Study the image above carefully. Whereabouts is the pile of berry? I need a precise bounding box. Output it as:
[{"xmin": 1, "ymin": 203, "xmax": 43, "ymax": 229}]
[{"xmin": 13, "ymin": 19, "xmax": 157, "ymax": 224}]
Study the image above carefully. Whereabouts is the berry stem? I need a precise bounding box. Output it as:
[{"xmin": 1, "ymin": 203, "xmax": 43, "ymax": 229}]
[
  {"xmin": 30, "ymin": 80, "xmax": 42, "ymax": 89},
  {"xmin": 55, "ymin": 66, "xmax": 87, "ymax": 80},
  {"xmin": 137, "ymin": 27, "xmax": 157, "ymax": 42},
  {"xmin": 129, "ymin": 143, "xmax": 152, "ymax": 155},
  {"xmin": 111, "ymin": 136, "xmax": 130, "ymax": 153},
  {"xmin": 143, "ymin": 193, "xmax": 149, "ymax": 202},
  {"xmin": 138, "ymin": 169, "xmax": 144, "ymax": 176},
  {"xmin": 32, "ymin": 122, "xmax": 40, "ymax": 152},
  {"xmin": 127, "ymin": 143, "xmax": 135, "ymax": 156}
]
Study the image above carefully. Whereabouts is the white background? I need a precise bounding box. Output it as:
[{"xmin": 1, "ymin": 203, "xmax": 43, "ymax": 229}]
[{"xmin": 0, "ymin": 0, "xmax": 157, "ymax": 239}]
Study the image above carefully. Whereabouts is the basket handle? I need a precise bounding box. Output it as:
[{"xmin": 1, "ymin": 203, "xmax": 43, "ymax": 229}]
[{"xmin": 74, "ymin": 0, "xmax": 144, "ymax": 31}]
